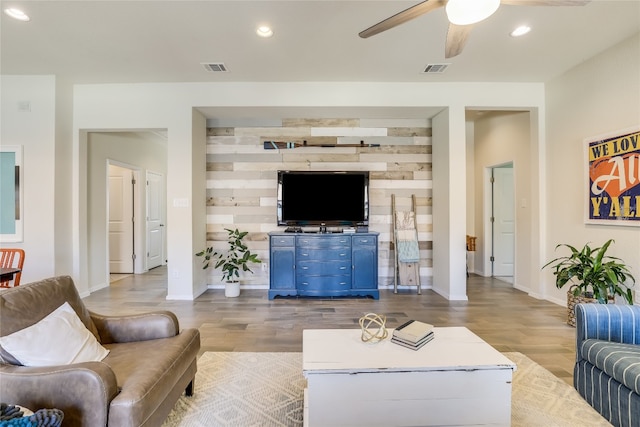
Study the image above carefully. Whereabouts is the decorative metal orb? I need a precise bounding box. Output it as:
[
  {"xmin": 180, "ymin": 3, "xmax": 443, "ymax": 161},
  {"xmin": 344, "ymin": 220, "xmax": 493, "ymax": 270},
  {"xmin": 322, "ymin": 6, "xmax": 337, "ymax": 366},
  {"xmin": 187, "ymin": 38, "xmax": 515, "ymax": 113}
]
[{"xmin": 359, "ymin": 312, "xmax": 389, "ymax": 343}]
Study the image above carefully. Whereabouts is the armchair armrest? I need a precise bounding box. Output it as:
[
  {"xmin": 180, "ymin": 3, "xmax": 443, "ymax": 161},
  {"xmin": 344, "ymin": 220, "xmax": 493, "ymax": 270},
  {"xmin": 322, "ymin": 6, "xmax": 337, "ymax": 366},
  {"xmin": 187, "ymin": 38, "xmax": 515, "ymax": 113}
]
[
  {"xmin": 0, "ymin": 361, "xmax": 118, "ymax": 426},
  {"xmin": 575, "ymin": 303, "xmax": 640, "ymax": 359},
  {"xmin": 90, "ymin": 310, "xmax": 179, "ymax": 344}
]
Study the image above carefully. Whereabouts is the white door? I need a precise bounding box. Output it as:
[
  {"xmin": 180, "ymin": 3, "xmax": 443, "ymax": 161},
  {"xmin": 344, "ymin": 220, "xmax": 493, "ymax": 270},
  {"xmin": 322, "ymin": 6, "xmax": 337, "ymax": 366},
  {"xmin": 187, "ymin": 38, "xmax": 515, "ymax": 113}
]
[
  {"xmin": 146, "ymin": 171, "xmax": 165, "ymax": 270},
  {"xmin": 493, "ymin": 166, "xmax": 515, "ymax": 277},
  {"xmin": 109, "ymin": 165, "xmax": 134, "ymax": 273}
]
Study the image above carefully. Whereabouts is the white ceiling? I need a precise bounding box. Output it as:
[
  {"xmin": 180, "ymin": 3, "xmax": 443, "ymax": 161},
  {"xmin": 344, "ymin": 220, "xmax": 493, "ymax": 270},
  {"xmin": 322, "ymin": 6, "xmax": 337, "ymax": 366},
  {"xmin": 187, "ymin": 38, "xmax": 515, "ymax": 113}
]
[{"xmin": 2, "ymin": 0, "xmax": 639, "ymax": 119}]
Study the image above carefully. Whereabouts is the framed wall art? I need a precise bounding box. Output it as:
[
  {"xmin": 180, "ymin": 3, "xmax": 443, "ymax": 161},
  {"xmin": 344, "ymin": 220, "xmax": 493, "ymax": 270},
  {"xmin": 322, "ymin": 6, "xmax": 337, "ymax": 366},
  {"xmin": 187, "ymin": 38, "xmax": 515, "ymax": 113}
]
[
  {"xmin": 0, "ymin": 145, "xmax": 23, "ymax": 241},
  {"xmin": 586, "ymin": 126, "xmax": 640, "ymax": 226}
]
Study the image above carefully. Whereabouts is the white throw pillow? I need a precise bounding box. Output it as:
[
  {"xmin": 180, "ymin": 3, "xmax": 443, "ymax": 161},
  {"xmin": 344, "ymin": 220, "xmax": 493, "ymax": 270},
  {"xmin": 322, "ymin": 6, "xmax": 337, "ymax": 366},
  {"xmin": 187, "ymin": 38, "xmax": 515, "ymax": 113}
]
[{"xmin": 0, "ymin": 301, "xmax": 109, "ymax": 366}]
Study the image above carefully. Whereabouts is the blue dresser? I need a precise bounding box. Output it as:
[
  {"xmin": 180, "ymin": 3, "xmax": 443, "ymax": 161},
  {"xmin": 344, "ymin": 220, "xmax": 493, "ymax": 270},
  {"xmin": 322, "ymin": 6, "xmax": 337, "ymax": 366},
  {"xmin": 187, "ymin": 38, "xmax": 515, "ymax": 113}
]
[{"xmin": 268, "ymin": 232, "xmax": 379, "ymax": 299}]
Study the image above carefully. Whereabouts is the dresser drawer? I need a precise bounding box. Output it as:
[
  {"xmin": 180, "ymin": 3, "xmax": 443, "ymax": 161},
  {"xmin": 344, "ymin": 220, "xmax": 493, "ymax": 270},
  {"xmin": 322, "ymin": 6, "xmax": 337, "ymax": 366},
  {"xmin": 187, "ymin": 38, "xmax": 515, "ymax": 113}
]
[
  {"xmin": 297, "ymin": 260, "xmax": 351, "ymax": 276},
  {"xmin": 271, "ymin": 236, "xmax": 295, "ymax": 247},
  {"xmin": 296, "ymin": 248, "xmax": 351, "ymax": 261},
  {"xmin": 352, "ymin": 236, "xmax": 376, "ymax": 246},
  {"xmin": 297, "ymin": 275, "xmax": 352, "ymax": 291},
  {"xmin": 297, "ymin": 235, "xmax": 350, "ymax": 248}
]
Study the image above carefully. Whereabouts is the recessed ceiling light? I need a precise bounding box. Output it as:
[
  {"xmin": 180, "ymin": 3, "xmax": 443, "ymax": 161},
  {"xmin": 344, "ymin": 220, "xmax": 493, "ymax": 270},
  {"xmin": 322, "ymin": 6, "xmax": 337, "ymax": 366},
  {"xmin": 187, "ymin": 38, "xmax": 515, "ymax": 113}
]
[
  {"xmin": 256, "ymin": 25, "xmax": 273, "ymax": 38},
  {"xmin": 510, "ymin": 25, "xmax": 531, "ymax": 37},
  {"xmin": 4, "ymin": 8, "xmax": 30, "ymax": 21}
]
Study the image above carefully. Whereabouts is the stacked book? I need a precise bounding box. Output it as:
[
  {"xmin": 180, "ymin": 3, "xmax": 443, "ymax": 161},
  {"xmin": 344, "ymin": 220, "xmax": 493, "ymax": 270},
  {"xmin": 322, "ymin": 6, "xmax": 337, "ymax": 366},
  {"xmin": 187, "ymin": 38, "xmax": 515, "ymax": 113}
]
[{"xmin": 391, "ymin": 320, "xmax": 435, "ymax": 350}]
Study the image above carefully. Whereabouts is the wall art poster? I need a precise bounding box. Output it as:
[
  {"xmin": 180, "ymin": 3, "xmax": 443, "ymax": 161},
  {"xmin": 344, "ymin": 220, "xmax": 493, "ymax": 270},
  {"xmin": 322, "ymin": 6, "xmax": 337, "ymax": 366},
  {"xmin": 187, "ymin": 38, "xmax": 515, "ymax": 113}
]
[
  {"xmin": 587, "ymin": 127, "xmax": 640, "ymax": 226},
  {"xmin": 0, "ymin": 145, "xmax": 23, "ymax": 242}
]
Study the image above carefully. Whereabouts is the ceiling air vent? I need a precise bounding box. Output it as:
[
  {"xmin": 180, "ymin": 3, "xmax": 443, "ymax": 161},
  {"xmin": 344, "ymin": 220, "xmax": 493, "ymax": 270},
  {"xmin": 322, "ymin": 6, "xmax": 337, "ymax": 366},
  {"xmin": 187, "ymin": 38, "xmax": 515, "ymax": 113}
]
[
  {"xmin": 422, "ymin": 63, "xmax": 450, "ymax": 74},
  {"xmin": 202, "ymin": 63, "xmax": 228, "ymax": 72}
]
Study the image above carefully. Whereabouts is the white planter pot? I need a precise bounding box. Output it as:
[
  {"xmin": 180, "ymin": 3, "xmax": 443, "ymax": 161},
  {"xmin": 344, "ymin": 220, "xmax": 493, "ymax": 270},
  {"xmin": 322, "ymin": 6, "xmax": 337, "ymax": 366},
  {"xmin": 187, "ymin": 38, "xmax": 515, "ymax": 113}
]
[{"xmin": 225, "ymin": 281, "xmax": 240, "ymax": 298}]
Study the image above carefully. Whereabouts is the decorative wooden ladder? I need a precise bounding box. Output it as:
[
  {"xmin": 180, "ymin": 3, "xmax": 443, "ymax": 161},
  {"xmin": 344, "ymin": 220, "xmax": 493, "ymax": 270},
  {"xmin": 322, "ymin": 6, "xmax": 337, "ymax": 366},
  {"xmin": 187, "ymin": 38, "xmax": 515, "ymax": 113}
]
[{"xmin": 392, "ymin": 194, "xmax": 421, "ymax": 294}]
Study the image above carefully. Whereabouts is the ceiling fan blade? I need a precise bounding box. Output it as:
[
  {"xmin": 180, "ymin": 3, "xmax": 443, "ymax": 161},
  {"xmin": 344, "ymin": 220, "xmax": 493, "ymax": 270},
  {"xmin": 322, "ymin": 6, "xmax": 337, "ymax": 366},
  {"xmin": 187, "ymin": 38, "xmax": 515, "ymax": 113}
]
[
  {"xmin": 445, "ymin": 23, "xmax": 473, "ymax": 58},
  {"xmin": 359, "ymin": 0, "xmax": 446, "ymax": 39},
  {"xmin": 500, "ymin": 0, "xmax": 589, "ymax": 6}
]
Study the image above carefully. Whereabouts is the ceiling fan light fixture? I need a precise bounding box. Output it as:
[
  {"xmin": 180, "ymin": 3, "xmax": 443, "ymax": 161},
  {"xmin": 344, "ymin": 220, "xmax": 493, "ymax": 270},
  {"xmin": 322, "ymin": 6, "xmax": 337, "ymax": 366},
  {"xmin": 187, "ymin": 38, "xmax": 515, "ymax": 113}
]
[{"xmin": 445, "ymin": 0, "xmax": 500, "ymax": 26}]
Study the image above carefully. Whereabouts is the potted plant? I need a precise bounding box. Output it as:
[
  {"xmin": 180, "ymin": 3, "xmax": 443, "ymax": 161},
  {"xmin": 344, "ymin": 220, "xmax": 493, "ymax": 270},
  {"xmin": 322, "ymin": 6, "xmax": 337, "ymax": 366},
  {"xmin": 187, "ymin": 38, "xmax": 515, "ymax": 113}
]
[
  {"xmin": 543, "ymin": 239, "xmax": 635, "ymax": 326},
  {"xmin": 196, "ymin": 228, "xmax": 261, "ymax": 297}
]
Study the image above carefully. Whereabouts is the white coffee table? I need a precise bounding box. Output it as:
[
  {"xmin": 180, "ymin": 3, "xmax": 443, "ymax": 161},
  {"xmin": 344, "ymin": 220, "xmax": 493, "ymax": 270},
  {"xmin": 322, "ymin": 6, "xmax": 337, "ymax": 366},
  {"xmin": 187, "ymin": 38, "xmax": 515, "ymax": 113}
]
[{"xmin": 302, "ymin": 327, "xmax": 516, "ymax": 427}]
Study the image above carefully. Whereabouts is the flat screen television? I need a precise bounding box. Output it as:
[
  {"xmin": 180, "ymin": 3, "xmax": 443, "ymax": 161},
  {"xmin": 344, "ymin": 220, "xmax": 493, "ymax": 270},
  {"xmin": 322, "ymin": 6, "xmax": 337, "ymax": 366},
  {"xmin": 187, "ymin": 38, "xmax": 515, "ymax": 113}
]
[{"xmin": 277, "ymin": 171, "xmax": 369, "ymax": 227}]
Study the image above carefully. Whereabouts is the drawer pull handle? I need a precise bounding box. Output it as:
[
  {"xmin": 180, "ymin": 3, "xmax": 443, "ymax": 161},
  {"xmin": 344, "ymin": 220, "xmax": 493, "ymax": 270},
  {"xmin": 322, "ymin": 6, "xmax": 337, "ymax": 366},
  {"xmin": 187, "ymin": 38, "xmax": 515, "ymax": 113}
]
[
  {"xmin": 339, "ymin": 266, "xmax": 347, "ymax": 270},
  {"xmin": 301, "ymin": 266, "xmax": 308, "ymax": 270}
]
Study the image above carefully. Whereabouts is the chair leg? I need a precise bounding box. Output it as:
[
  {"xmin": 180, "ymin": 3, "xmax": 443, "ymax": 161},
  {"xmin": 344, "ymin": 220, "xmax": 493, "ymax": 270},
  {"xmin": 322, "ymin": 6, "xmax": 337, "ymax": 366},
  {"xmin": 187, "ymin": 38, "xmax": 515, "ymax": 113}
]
[{"xmin": 185, "ymin": 380, "xmax": 194, "ymax": 397}]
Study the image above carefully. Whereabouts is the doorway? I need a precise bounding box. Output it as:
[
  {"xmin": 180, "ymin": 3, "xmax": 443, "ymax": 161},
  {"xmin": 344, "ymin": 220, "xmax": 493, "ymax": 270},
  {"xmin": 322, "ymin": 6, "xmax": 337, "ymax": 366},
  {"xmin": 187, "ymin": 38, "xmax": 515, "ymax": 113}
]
[
  {"xmin": 87, "ymin": 130, "xmax": 167, "ymax": 291},
  {"xmin": 488, "ymin": 163, "xmax": 515, "ymax": 281}
]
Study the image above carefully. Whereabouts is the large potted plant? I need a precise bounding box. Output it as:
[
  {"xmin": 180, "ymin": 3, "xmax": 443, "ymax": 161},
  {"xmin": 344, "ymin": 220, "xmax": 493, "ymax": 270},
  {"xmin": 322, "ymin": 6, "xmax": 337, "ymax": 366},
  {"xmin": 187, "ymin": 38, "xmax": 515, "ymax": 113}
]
[
  {"xmin": 196, "ymin": 228, "xmax": 261, "ymax": 297},
  {"xmin": 543, "ymin": 239, "xmax": 635, "ymax": 326}
]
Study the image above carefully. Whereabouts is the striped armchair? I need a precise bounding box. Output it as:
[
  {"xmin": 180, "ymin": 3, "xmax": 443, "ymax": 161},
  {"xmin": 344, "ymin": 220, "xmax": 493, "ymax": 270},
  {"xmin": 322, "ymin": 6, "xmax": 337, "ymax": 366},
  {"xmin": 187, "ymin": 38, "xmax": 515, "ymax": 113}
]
[{"xmin": 574, "ymin": 303, "xmax": 640, "ymax": 427}]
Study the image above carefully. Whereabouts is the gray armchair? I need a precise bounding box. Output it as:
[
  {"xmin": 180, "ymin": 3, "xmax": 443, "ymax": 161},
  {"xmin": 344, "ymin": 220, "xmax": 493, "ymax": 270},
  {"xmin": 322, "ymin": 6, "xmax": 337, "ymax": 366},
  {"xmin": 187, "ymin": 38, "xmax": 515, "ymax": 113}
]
[{"xmin": 0, "ymin": 275, "xmax": 200, "ymax": 426}]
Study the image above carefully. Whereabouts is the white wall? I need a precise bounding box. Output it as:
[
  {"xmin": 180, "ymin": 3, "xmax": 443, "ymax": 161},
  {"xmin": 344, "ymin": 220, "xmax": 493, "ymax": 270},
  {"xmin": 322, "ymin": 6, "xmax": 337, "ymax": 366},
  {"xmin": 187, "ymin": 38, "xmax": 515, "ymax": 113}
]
[
  {"xmin": 433, "ymin": 107, "xmax": 468, "ymax": 300},
  {"xmin": 54, "ymin": 79, "xmax": 75, "ymax": 278},
  {"xmin": 465, "ymin": 121, "xmax": 476, "ymax": 274},
  {"xmin": 0, "ymin": 75, "xmax": 56, "ymax": 284},
  {"xmin": 191, "ymin": 110, "xmax": 208, "ymax": 299},
  {"xmin": 544, "ymin": 33, "xmax": 640, "ymax": 305}
]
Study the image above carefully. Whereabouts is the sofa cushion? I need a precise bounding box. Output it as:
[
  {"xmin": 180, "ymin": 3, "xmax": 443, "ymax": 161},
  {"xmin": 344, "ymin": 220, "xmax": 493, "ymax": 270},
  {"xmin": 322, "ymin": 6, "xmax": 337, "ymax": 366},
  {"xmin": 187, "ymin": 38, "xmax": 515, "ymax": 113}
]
[
  {"xmin": 581, "ymin": 339, "xmax": 640, "ymax": 394},
  {"xmin": 0, "ymin": 276, "xmax": 103, "ymax": 365},
  {"xmin": 0, "ymin": 301, "xmax": 109, "ymax": 366},
  {"xmin": 0, "ymin": 276, "xmax": 101, "ymax": 340}
]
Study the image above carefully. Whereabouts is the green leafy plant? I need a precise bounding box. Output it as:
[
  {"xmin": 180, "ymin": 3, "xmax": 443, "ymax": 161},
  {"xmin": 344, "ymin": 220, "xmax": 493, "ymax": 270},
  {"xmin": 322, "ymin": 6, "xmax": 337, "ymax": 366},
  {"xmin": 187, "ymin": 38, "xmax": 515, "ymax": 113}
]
[
  {"xmin": 196, "ymin": 228, "xmax": 261, "ymax": 282},
  {"xmin": 543, "ymin": 239, "xmax": 635, "ymax": 304}
]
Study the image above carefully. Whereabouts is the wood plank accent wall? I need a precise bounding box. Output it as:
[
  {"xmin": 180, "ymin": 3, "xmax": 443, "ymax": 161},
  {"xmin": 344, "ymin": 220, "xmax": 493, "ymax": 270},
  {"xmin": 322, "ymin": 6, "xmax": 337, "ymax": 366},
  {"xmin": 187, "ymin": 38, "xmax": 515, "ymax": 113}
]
[{"xmin": 205, "ymin": 118, "xmax": 433, "ymax": 290}]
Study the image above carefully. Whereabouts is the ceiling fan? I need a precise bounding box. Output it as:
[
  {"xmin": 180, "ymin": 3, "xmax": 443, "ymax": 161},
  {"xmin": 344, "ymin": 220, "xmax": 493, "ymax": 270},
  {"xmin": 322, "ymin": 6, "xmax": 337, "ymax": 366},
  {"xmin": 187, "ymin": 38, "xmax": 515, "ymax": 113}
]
[{"xmin": 359, "ymin": 0, "xmax": 590, "ymax": 58}]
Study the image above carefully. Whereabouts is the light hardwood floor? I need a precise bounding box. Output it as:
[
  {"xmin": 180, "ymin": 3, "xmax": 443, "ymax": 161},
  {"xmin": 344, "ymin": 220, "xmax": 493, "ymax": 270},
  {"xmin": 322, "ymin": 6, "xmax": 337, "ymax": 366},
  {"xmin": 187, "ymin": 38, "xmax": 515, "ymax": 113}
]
[{"xmin": 84, "ymin": 267, "xmax": 577, "ymax": 385}]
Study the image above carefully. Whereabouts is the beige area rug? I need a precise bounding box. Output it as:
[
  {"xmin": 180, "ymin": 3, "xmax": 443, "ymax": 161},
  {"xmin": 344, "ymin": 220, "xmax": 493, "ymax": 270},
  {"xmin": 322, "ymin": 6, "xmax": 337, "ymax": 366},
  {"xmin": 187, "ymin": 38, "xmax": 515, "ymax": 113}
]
[
  {"xmin": 162, "ymin": 351, "xmax": 611, "ymax": 427},
  {"xmin": 507, "ymin": 352, "xmax": 610, "ymax": 427}
]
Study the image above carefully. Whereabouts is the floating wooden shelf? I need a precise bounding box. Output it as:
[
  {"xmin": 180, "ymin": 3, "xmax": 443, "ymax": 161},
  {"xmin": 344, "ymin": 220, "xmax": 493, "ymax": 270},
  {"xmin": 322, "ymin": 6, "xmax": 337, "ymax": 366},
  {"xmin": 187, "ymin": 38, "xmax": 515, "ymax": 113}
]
[{"xmin": 264, "ymin": 140, "xmax": 380, "ymax": 150}]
